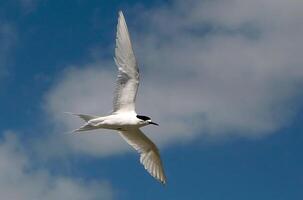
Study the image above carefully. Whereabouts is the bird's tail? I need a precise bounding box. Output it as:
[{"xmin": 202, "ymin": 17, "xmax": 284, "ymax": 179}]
[
  {"xmin": 65, "ymin": 112, "xmax": 100, "ymax": 133},
  {"xmin": 64, "ymin": 112, "xmax": 99, "ymax": 122},
  {"xmin": 71, "ymin": 123, "xmax": 97, "ymax": 133}
]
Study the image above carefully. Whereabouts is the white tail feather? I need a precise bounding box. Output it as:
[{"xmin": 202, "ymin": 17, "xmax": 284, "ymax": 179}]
[{"xmin": 64, "ymin": 112, "xmax": 99, "ymax": 122}]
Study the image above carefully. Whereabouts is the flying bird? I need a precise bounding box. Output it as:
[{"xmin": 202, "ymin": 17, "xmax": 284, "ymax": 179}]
[{"xmin": 67, "ymin": 11, "xmax": 166, "ymax": 184}]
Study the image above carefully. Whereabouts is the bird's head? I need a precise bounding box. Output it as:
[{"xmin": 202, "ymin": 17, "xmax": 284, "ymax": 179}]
[{"xmin": 136, "ymin": 115, "xmax": 159, "ymax": 126}]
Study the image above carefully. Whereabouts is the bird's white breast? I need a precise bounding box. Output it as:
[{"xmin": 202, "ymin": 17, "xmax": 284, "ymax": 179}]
[{"xmin": 89, "ymin": 112, "xmax": 140, "ymax": 130}]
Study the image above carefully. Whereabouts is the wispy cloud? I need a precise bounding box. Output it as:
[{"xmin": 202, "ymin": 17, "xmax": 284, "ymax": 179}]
[
  {"xmin": 0, "ymin": 131, "xmax": 113, "ymax": 200},
  {"xmin": 44, "ymin": 65, "xmax": 131, "ymax": 157},
  {"xmin": 44, "ymin": 0, "xmax": 303, "ymax": 157}
]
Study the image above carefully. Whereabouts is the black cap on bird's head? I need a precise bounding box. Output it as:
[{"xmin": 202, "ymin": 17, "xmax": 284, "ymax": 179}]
[{"xmin": 136, "ymin": 115, "xmax": 159, "ymax": 126}]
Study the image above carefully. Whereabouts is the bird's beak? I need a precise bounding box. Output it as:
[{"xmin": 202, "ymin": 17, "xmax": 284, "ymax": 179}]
[{"xmin": 149, "ymin": 121, "xmax": 159, "ymax": 126}]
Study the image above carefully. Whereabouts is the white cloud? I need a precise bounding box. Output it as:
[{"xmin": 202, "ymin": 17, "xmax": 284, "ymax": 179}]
[
  {"xmin": 44, "ymin": 63, "xmax": 196, "ymax": 157},
  {"xmin": 0, "ymin": 131, "xmax": 113, "ymax": 200},
  {"xmin": 45, "ymin": 0, "xmax": 303, "ymax": 156},
  {"xmin": 43, "ymin": 65, "xmax": 131, "ymax": 157}
]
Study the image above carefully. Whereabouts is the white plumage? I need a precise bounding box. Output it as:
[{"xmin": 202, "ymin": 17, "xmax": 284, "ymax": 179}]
[
  {"xmin": 113, "ymin": 11, "xmax": 139, "ymax": 113},
  {"xmin": 68, "ymin": 11, "xmax": 166, "ymax": 184},
  {"xmin": 119, "ymin": 129, "xmax": 166, "ymax": 184}
]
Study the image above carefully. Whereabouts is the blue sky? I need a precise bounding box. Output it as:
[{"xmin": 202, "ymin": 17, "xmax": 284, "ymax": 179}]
[{"xmin": 0, "ymin": 0, "xmax": 302, "ymax": 199}]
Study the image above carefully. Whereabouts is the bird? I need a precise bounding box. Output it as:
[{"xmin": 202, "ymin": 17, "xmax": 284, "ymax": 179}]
[{"xmin": 67, "ymin": 11, "xmax": 167, "ymax": 184}]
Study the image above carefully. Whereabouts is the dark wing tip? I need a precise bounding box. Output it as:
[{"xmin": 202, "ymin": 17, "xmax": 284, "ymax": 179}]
[{"xmin": 160, "ymin": 178, "xmax": 167, "ymax": 185}]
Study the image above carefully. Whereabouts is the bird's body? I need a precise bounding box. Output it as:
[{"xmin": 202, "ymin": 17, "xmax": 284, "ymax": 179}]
[
  {"xmin": 67, "ymin": 11, "xmax": 167, "ymax": 184},
  {"xmin": 73, "ymin": 112, "xmax": 146, "ymax": 132}
]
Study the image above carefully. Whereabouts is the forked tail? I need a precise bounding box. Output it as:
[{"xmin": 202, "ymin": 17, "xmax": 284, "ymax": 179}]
[
  {"xmin": 65, "ymin": 112, "xmax": 99, "ymax": 122},
  {"xmin": 71, "ymin": 123, "xmax": 97, "ymax": 133},
  {"xmin": 65, "ymin": 112, "xmax": 100, "ymax": 133}
]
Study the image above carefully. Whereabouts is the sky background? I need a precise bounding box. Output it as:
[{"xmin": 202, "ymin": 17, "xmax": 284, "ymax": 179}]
[{"xmin": 0, "ymin": 0, "xmax": 302, "ymax": 199}]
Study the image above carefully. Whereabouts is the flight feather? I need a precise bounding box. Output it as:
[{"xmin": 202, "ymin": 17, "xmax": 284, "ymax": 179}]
[
  {"xmin": 119, "ymin": 129, "xmax": 167, "ymax": 184},
  {"xmin": 113, "ymin": 11, "xmax": 139, "ymax": 113}
]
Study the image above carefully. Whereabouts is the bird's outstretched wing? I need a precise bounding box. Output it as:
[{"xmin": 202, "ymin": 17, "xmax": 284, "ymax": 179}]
[
  {"xmin": 113, "ymin": 11, "xmax": 139, "ymax": 113},
  {"xmin": 119, "ymin": 129, "xmax": 167, "ymax": 184}
]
